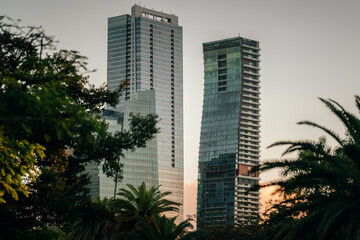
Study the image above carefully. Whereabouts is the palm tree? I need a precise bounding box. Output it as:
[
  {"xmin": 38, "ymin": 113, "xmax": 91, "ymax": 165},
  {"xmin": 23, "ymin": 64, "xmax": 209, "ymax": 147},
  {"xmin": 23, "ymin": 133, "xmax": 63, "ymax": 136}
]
[
  {"xmin": 112, "ymin": 215, "xmax": 205, "ymax": 240},
  {"xmin": 112, "ymin": 182, "xmax": 181, "ymax": 229},
  {"xmin": 64, "ymin": 183, "xmax": 181, "ymax": 239},
  {"xmin": 257, "ymin": 96, "xmax": 360, "ymax": 240}
]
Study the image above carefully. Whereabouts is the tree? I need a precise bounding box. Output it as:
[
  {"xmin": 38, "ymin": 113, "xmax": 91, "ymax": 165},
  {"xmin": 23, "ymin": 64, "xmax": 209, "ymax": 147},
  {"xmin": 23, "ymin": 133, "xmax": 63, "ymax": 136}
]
[
  {"xmin": 0, "ymin": 129, "xmax": 44, "ymax": 203},
  {"xmin": 63, "ymin": 198, "xmax": 117, "ymax": 240},
  {"xmin": 0, "ymin": 15, "xmax": 158, "ymax": 236},
  {"xmin": 112, "ymin": 182, "xmax": 181, "ymax": 230},
  {"xmin": 256, "ymin": 96, "xmax": 360, "ymax": 240},
  {"xmin": 113, "ymin": 215, "xmax": 203, "ymax": 240},
  {"xmin": 64, "ymin": 183, "xmax": 182, "ymax": 239}
]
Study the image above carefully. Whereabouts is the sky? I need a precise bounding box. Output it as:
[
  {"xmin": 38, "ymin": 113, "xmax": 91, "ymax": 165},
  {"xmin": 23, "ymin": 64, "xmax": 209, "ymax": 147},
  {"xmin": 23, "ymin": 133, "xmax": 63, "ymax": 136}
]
[{"xmin": 2, "ymin": 0, "xmax": 360, "ymax": 216}]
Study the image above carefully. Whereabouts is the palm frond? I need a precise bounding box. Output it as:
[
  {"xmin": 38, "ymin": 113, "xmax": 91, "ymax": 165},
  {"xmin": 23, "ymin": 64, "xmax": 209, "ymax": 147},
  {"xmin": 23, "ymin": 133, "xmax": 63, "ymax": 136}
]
[
  {"xmin": 260, "ymin": 96, "xmax": 360, "ymax": 239},
  {"xmin": 268, "ymin": 140, "xmax": 332, "ymax": 158},
  {"xmin": 297, "ymin": 120, "xmax": 344, "ymax": 146},
  {"xmin": 320, "ymin": 98, "xmax": 360, "ymax": 144},
  {"xmin": 355, "ymin": 95, "xmax": 360, "ymax": 114},
  {"xmin": 317, "ymin": 200, "xmax": 356, "ymax": 240}
]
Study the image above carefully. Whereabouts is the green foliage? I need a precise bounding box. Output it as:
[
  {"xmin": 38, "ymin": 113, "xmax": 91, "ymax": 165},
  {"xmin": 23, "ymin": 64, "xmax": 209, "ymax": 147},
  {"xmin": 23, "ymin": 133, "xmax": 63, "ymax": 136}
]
[
  {"xmin": 256, "ymin": 96, "xmax": 360, "ymax": 240},
  {"xmin": 113, "ymin": 215, "xmax": 202, "ymax": 240},
  {"xmin": 64, "ymin": 183, "xmax": 183, "ymax": 240},
  {"xmin": 0, "ymin": 15, "xmax": 158, "ymax": 238},
  {"xmin": 113, "ymin": 182, "xmax": 181, "ymax": 228},
  {"xmin": 0, "ymin": 129, "xmax": 44, "ymax": 203},
  {"xmin": 64, "ymin": 198, "xmax": 117, "ymax": 240},
  {"xmin": 98, "ymin": 113, "xmax": 159, "ymax": 179},
  {"xmin": 0, "ymin": 15, "xmax": 119, "ymax": 202}
]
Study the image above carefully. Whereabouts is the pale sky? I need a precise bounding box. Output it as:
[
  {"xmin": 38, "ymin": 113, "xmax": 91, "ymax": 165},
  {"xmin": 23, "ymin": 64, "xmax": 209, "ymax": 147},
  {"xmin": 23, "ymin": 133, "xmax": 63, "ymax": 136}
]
[{"xmin": 2, "ymin": 0, "xmax": 360, "ymax": 187}]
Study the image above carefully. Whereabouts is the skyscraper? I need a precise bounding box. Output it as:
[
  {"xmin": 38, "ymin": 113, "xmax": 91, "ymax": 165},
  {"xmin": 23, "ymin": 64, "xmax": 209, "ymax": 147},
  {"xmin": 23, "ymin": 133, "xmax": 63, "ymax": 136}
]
[
  {"xmin": 197, "ymin": 37, "xmax": 261, "ymax": 227},
  {"xmin": 86, "ymin": 90, "xmax": 159, "ymax": 199},
  {"xmin": 88, "ymin": 5, "xmax": 183, "ymax": 219}
]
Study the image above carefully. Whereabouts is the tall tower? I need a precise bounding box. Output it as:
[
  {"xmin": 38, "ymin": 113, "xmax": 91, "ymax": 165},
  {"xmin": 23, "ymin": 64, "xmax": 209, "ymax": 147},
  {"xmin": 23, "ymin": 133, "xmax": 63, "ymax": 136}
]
[
  {"xmin": 90, "ymin": 5, "xmax": 183, "ymax": 219},
  {"xmin": 197, "ymin": 37, "xmax": 261, "ymax": 227}
]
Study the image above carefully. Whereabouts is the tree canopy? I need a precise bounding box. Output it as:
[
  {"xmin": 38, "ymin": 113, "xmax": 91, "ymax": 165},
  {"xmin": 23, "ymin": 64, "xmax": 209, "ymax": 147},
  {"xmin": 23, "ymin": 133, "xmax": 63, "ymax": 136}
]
[
  {"xmin": 64, "ymin": 183, "xmax": 188, "ymax": 240},
  {"xmin": 256, "ymin": 96, "xmax": 360, "ymax": 240},
  {"xmin": 113, "ymin": 215, "xmax": 198, "ymax": 240},
  {"xmin": 114, "ymin": 182, "xmax": 181, "ymax": 226},
  {"xmin": 0, "ymin": 15, "xmax": 158, "ymax": 237}
]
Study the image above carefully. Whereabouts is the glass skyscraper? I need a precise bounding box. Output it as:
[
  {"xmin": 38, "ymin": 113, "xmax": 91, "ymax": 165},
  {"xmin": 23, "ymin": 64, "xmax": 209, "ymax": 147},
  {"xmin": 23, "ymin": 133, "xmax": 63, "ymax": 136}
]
[
  {"xmin": 86, "ymin": 90, "xmax": 159, "ymax": 199},
  {"xmin": 197, "ymin": 37, "xmax": 261, "ymax": 227},
  {"xmin": 88, "ymin": 5, "xmax": 183, "ymax": 219}
]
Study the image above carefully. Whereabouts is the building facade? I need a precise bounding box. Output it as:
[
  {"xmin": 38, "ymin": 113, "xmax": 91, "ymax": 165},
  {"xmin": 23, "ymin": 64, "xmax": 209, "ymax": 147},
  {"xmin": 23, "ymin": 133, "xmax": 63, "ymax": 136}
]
[
  {"xmin": 88, "ymin": 5, "xmax": 183, "ymax": 219},
  {"xmin": 86, "ymin": 90, "xmax": 159, "ymax": 199},
  {"xmin": 197, "ymin": 37, "xmax": 261, "ymax": 227}
]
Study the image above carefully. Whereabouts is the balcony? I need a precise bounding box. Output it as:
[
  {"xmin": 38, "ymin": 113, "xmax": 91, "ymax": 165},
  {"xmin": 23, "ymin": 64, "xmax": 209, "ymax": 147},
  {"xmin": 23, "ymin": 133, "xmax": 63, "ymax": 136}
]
[
  {"xmin": 243, "ymin": 55, "xmax": 260, "ymax": 62},
  {"xmin": 243, "ymin": 63, "xmax": 261, "ymax": 70},
  {"xmin": 239, "ymin": 119, "xmax": 260, "ymax": 127},
  {"xmin": 239, "ymin": 148, "xmax": 260, "ymax": 156},
  {"xmin": 239, "ymin": 135, "xmax": 260, "ymax": 144},
  {"xmin": 243, "ymin": 70, "xmax": 261, "ymax": 77},
  {"xmin": 237, "ymin": 155, "xmax": 260, "ymax": 164},
  {"xmin": 242, "ymin": 92, "xmax": 261, "ymax": 99},
  {"xmin": 240, "ymin": 113, "xmax": 260, "ymax": 121},
  {"xmin": 239, "ymin": 125, "xmax": 260, "ymax": 133},
  {"xmin": 238, "ymin": 136, "xmax": 261, "ymax": 143},
  {"xmin": 242, "ymin": 95, "xmax": 261, "ymax": 102},
  {"xmin": 242, "ymin": 43, "xmax": 260, "ymax": 51},
  {"xmin": 236, "ymin": 158, "xmax": 260, "ymax": 166},
  {"xmin": 241, "ymin": 99, "xmax": 260, "ymax": 107},
  {"xmin": 240, "ymin": 111, "xmax": 261, "ymax": 118},
  {"xmin": 241, "ymin": 107, "xmax": 259, "ymax": 114},
  {"xmin": 242, "ymin": 87, "xmax": 260, "ymax": 94},
  {"xmin": 241, "ymin": 106, "xmax": 259, "ymax": 112},
  {"xmin": 238, "ymin": 147, "xmax": 260, "ymax": 155},
  {"xmin": 243, "ymin": 76, "xmax": 260, "ymax": 82},
  {"xmin": 237, "ymin": 155, "xmax": 260, "ymax": 163},
  {"xmin": 240, "ymin": 129, "xmax": 260, "ymax": 137},
  {"xmin": 236, "ymin": 191, "xmax": 261, "ymax": 199},
  {"xmin": 242, "ymin": 49, "xmax": 260, "ymax": 56},
  {"xmin": 240, "ymin": 124, "xmax": 260, "ymax": 132},
  {"xmin": 242, "ymin": 81, "xmax": 260, "ymax": 89}
]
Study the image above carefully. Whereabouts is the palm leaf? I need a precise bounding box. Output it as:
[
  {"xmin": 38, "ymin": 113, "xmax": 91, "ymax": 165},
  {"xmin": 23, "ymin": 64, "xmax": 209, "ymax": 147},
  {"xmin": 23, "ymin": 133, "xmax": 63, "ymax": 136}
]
[
  {"xmin": 320, "ymin": 98, "xmax": 360, "ymax": 144},
  {"xmin": 297, "ymin": 120, "xmax": 344, "ymax": 146},
  {"xmin": 259, "ymin": 96, "xmax": 360, "ymax": 239}
]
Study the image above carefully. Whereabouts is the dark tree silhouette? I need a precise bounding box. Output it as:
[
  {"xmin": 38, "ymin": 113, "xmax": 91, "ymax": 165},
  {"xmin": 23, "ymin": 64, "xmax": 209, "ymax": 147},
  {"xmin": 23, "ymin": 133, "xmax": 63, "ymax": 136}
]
[
  {"xmin": 256, "ymin": 96, "xmax": 360, "ymax": 240},
  {"xmin": 0, "ymin": 16, "xmax": 158, "ymax": 238}
]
